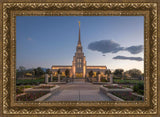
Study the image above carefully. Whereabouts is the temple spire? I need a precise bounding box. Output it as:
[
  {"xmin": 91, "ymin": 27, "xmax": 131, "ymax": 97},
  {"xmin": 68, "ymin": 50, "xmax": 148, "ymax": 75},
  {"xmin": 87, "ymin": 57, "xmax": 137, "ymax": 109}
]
[{"xmin": 78, "ymin": 21, "xmax": 81, "ymax": 46}]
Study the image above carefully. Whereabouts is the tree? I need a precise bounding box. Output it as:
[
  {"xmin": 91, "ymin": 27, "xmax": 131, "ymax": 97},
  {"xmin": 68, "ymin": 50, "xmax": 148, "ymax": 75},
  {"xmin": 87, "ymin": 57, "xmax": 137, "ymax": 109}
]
[
  {"xmin": 123, "ymin": 71, "xmax": 131, "ymax": 79},
  {"xmin": 128, "ymin": 69, "xmax": 142, "ymax": 79},
  {"xmin": 33, "ymin": 69, "xmax": 37, "ymax": 77},
  {"xmin": 16, "ymin": 69, "xmax": 20, "ymax": 79},
  {"xmin": 46, "ymin": 69, "xmax": 51, "ymax": 74},
  {"xmin": 96, "ymin": 71, "xmax": 100, "ymax": 77},
  {"xmin": 113, "ymin": 69, "xmax": 124, "ymax": 78},
  {"xmin": 57, "ymin": 69, "xmax": 61, "ymax": 74},
  {"xmin": 65, "ymin": 69, "xmax": 70, "ymax": 78},
  {"xmin": 32, "ymin": 69, "xmax": 35, "ymax": 78},
  {"xmin": 88, "ymin": 70, "xmax": 94, "ymax": 78},
  {"xmin": 105, "ymin": 69, "xmax": 111, "ymax": 80},
  {"xmin": 17, "ymin": 66, "xmax": 26, "ymax": 78},
  {"xmin": 34, "ymin": 67, "xmax": 44, "ymax": 77},
  {"xmin": 105, "ymin": 69, "xmax": 111, "ymax": 76}
]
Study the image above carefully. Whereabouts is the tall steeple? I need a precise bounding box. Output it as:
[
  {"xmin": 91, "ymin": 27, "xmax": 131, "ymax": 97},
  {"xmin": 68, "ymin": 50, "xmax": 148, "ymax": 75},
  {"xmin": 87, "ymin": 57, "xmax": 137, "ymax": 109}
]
[
  {"xmin": 78, "ymin": 21, "xmax": 81, "ymax": 47},
  {"xmin": 72, "ymin": 21, "xmax": 86, "ymax": 78},
  {"xmin": 76, "ymin": 21, "xmax": 83, "ymax": 53}
]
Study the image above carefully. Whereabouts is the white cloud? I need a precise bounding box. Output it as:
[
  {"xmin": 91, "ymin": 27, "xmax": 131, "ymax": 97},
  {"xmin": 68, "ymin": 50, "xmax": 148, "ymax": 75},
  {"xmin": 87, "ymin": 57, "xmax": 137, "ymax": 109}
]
[{"xmin": 88, "ymin": 40, "xmax": 143, "ymax": 54}]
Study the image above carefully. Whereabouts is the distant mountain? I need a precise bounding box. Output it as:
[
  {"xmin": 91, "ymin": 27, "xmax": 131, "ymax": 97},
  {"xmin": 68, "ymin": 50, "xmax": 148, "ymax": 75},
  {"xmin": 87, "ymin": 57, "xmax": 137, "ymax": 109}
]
[{"xmin": 41, "ymin": 68, "xmax": 50, "ymax": 72}]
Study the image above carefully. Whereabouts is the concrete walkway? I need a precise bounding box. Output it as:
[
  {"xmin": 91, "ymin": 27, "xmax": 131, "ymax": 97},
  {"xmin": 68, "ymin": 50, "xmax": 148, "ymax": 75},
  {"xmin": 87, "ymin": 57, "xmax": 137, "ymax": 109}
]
[{"xmin": 45, "ymin": 81, "xmax": 112, "ymax": 101}]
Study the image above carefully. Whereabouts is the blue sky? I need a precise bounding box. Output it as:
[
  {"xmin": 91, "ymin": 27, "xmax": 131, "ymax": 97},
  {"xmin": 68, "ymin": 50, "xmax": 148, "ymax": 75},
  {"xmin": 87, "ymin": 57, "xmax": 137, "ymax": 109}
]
[{"xmin": 16, "ymin": 16, "xmax": 144, "ymax": 72}]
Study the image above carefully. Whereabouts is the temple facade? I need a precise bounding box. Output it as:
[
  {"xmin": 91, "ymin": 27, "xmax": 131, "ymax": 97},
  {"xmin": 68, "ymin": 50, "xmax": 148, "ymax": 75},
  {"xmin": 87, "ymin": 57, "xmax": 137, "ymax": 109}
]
[{"xmin": 51, "ymin": 22, "xmax": 107, "ymax": 78}]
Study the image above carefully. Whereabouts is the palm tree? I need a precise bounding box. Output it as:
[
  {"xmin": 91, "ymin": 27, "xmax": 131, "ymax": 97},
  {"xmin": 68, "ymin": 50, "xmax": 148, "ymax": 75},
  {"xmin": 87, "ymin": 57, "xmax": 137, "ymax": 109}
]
[
  {"xmin": 46, "ymin": 69, "xmax": 52, "ymax": 81},
  {"xmin": 57, "ymin": 69, "xmax": 61, "ymax": 82},
  {"xmin": 65, "ymin": 69, "xmax": 70, "ymax": 77},
  {"xmin": 105, "ymin": 69, "xmax": 111, "ymax": 79},
  {"xmin": 105, "ymin": 69, "xmax": 111, "ymax": 75},
  {"xmin": 96, "ymin": 71, "xmax": 100, "ymax": 77},
  {"xmin": 57, "ymin": 69, "xmax": 61, "ymax": 74},
  {"xmin": 88, "ymin": 70, "xmax": 94, "ymax": 78},
  {"xmin": 96, "ymin": 71, "xmax": 100, "ymax": 81},
  {"xmin": 65, "ymin": 69, "xmax": 70, "ymax": 82}
]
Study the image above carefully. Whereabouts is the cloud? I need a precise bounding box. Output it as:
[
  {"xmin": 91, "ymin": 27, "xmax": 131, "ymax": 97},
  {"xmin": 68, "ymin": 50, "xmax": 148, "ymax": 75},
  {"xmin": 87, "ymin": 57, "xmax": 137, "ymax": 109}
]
[
  {"xmin": 125, "ymin": 45, "xmax": 144, "ymax": 54},
  {"xmin": 88, "ymin": 40, "xmax": 124, "ymax": 54},
  {"xmin": 113, "ymin": 56, "xmax": 143, "ymax": 61},
  {"xmin": 27, "ymin": 38, "xmax": 32, "ymax": 41},
  {"xmin": 88, "ymin": 40, "xmax": 143, "ymax": 54},
  {"xmin": 102, "ymin": 54, "xmax": 106, "ymax": 56}
]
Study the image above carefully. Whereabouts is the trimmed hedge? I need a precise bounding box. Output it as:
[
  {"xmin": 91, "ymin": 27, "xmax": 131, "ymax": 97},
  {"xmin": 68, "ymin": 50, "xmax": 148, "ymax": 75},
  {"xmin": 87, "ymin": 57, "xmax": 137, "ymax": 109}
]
[{"xmin": 113, "ymin": 79, "xmax": 144, "ymax": 84}]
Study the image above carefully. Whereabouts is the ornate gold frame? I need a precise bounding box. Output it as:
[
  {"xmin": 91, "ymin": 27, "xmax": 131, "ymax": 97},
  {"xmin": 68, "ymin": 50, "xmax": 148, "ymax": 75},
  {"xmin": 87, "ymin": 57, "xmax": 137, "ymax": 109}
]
[{"xmin": 0, "ymin": 0, "xmax": 159, "ymax": 116}]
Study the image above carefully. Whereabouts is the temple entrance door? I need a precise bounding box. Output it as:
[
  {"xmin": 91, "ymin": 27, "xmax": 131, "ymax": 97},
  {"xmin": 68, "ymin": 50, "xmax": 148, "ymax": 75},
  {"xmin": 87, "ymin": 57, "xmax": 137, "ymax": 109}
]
[
  {"xmin": 74, "ymin": 73, "xmax": 85, "ymax": 83},
  {"xmin": 75, "ymin": 73, "xmax": 83, "ymax": 78}
]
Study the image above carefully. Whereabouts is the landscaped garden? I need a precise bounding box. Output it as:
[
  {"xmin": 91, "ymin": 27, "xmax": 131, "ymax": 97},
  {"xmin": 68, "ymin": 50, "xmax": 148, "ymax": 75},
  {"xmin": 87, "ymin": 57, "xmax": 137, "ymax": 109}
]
[
  {"xmin": 110, "ymin": 91, "xmax": 143, "ymax": 101},
  {"xmin": 16, "ymin": 92, "xmax": 49, "ymax": 101},
  {"xmin": 101, "ymin": 83, "xmax": 144, "ymax": 101},
  {"xmin": 16, "ymin": 84, "xmax": 56, "ymax": 101},
  {"xmin": 16, "ymin": 85, "xmax": 33, "ymax": 95}
]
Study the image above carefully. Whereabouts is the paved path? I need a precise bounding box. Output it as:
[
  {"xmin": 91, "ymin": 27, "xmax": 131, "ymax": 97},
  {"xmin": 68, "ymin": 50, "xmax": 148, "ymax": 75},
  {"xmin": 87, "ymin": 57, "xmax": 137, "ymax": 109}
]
[{"xmin": 45, "ymin": 81, "xmax": 112, "ymax": 101}]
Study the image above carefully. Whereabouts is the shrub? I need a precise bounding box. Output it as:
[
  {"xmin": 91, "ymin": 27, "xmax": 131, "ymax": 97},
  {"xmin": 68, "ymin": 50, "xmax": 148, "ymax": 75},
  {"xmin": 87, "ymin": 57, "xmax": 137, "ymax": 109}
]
[
  {"xmin": 16, "ymin": 92, "xmax": 49, "ymax": 101},
  {"xmin": 16, "ymin": 88, "xmax": 23, "ymax": 94},
  {"xmin": 113, "ymin": 76, "xmax": 121, "ymax": 79},
  {"xmin": 22, "ymin": 85, "xmax": 32, "ymax": 88},
  {"xmin": 16, "ymin": 85, "xmax": 32, "ymax": 95},
  {"xmin": 101, "ymin": 78, "xmax": 107, "ymax": 82},
  {"xmin": 133, "ymin": 83, "xmax": 144, "ymax": 95},
  {"xmin": 111, "ymin": 91, "xmax": 143, "ymax": 101}
]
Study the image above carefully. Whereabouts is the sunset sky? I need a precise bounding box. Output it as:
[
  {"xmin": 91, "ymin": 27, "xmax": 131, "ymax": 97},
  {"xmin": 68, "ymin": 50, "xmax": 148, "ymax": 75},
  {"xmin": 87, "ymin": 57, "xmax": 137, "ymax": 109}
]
[{"xmin": 16, "ymin": 16, "xmax": 144, "ymax": 72}]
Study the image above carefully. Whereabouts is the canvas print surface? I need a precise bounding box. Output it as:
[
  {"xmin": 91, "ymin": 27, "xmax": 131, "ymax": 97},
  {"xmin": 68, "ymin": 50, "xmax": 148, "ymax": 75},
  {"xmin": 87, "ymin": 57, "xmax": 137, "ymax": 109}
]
[{"xmin": 16, "ymin": 16, "xmax": 144, "ymax": 101}]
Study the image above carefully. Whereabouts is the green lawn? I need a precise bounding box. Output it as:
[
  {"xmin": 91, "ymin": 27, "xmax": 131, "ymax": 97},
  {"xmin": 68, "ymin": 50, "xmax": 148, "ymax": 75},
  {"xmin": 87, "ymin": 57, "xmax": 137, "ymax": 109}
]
[{"xmin": 16, "ymin": 78, "xmax": 45, "ymax": 85}]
